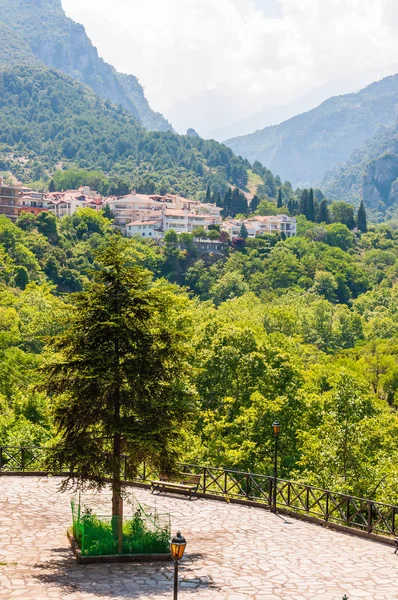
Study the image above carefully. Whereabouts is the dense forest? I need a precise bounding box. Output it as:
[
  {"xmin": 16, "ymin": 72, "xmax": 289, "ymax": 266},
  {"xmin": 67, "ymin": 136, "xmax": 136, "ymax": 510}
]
[
  {"xmin": 0, "ymin": 66, "xmax": 258, "ymax": 198},
  {"xmin": 2, "ymin": 206, "xmax": 398, "ymax": 505}
]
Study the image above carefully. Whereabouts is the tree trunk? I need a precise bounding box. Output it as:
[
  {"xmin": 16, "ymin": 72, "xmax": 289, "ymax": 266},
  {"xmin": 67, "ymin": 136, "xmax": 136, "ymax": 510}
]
[
  {"xmin": 112, "ymin": 432, "xmax": 123, "ymax": 553},
  {"xmin": 112, "ymin": 334, "xmax": 123, "ymax": 553}
]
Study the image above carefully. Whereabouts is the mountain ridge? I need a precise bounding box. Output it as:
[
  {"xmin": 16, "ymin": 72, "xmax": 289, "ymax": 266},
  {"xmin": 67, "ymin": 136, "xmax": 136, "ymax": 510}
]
[
  {"xmin": 225, "ymin": 73, "xmax": 398, "ymax": 189},
  {"xmin": 0, "ymin": 0, "xmax": 172, "ymax": 132}
]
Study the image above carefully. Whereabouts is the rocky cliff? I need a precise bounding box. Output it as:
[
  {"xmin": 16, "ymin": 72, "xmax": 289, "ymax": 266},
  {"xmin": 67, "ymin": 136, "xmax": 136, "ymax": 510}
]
[{"xmin": 0, "ymin": 0, "xmax": 172, "ymax": 132}]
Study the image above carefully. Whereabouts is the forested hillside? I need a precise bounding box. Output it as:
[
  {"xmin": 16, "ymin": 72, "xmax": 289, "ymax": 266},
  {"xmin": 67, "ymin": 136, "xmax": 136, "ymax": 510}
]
[
  {"xmin": 3, "ymin": 208, "xmax": 398, "ymax": 504},
  {"xmin": 0, "ymin": 0, "xmax": 171, "ymax": 132},
  {"xmin": 324, "ymin": 121, "xmax": 398, "ymax": 218},
  {"xmin": 0, "ymin": 65, "xmax": 263, "ymax": 197},
  {"xmin": 225, "ymin": 74, "xmax": 398, "ymax": 189}
]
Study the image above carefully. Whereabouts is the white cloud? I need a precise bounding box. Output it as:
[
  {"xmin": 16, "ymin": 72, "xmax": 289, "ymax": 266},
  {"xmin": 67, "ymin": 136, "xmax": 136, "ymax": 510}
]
[{"xmin": 61, "ymin": 0, "xmax": 398, "ymax": 131}]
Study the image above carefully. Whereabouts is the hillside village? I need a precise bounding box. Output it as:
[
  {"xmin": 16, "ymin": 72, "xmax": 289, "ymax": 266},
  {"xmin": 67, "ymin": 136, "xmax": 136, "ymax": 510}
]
[{"xmin": 0, "ymin": 176, "xmax": 297, "ymax": 245}]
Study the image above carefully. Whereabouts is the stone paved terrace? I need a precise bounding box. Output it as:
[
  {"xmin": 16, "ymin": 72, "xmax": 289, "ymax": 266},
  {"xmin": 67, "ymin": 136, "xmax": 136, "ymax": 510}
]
[{"xmin": 0, "ymin": 477, "xmax": 398, "ymax": 599}]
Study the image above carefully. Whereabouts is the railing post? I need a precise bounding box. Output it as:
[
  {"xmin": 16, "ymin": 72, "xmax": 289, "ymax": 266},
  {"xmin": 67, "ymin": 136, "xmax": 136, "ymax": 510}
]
[
  {"xmin": 325, "ymin": 492, "xmax": 329, "ymax": 522},
  {"xmin": 21, "ymin": 447, "xmax": 26, "ymax": 472},
  {"xmin": 143, "ymin": 462, "xmax": 146, "ymax": 481},
  {"xmin": 287, "ymin": 481, "xmax": 291, "ymax": 507},
  {"xmin": 203, "ymin": 468, "xmax": 206, "ymax": 493},
  {"xmin": 246, "ymin": 474, "xmax": 250, "ymax": 499},
  {"xmin": 367, "ymin": 501, "xmax": 373, "ymax": 534},
  {"xmin": 0, "ymin": 447, "xmax": 2, "ymax": 471},
  {"xmin": 268, "ymin": 478, "xmax": 273, "ymax": 508},
  {"xmin": 346, "ymin": 497, "xmax": 350, "ymax": 525},
  {"xmin": 224, "ymin": 471, "xmax": 228, "ymax": 495},
  {"xmin": 305, "ymin": 486, "xmax": 309, "ymax": 513},
  {"xmin": 392, "ymin": 507, "xmax": 396, "ymax": 536}
]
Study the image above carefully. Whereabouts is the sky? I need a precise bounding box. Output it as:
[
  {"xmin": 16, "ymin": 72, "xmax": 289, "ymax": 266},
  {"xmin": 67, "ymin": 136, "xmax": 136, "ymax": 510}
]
[{"xmin": 61, "ymin": 0, "xmax": 398, "ymax": 135}]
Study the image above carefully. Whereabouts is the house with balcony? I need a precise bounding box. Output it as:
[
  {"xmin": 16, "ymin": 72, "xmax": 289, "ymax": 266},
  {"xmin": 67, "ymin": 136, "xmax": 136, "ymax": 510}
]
[
  {"xmin": 0, "ymin": 177, "xmax": 21, "ymax": 221},
  {"xmin": 221, "ymin": 215, "xmax": 297, "ymax": 240}
]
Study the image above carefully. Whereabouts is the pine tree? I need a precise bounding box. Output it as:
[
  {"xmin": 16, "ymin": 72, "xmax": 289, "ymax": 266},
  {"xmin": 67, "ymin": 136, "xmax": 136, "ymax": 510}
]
[
  {"xmin": 307, "ymin": 189, "xmax": 315, "ymax": 222},
  {"xmin": 48, "ymin": 179, "xmax": 56, "ymax": 193},
  {"xmin": 277, "ymin": 188, "xmax": 283, "ymax": 209},
  {"xmin": 357, "ymin": 200, "xmax": 367, "ymax": 233},
  {"xmin": 318, "ymin": 199, "xmax": 330, "ymax": 224},
  {"xmin": 205, "ymin": 184, "xmax": 211, "ymax": 203},
  {"xmin": 39, "ymin": 236, "xmax": 194, "ymax": 526}
]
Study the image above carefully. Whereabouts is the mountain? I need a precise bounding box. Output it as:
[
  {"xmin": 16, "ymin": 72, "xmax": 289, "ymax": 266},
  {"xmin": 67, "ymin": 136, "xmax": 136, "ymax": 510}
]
[
  {"xmin": 323, "ymin": 121, "xmax": 398, "ymax": 211},
  {"xmin": 212, "ymin": 66, "xmax": 398, "ymax": 142},
  {"xmin": 225, "ymin": 74, "xmax": 398, "ymax": 188},
  {"xmin": 0, "ymin": 64, "xmax": 258, "ymax": 197},
  {"xmin": 165, "ymin": 87, "xmax": 261, "ymax": 138},
  {"xmin": 0, "ymin": 0, "xmax": 172, "ymax": 132}
]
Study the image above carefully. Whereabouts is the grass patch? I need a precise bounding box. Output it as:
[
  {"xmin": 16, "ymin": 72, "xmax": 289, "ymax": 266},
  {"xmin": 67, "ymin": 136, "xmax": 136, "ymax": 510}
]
[{"xmin": 74, "ymin": 509, "xmax": 170, "ymax": 557}]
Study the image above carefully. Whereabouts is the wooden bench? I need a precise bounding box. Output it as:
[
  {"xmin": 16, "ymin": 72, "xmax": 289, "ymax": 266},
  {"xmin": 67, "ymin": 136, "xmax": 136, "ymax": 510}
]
[{"xmin": 150, "ymin": 473, "xmax": 201, "ymax": 500}]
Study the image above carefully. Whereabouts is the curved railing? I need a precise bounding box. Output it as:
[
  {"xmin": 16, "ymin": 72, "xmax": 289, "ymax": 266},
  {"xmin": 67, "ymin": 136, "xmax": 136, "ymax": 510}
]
[{"xmin": 1, "ymin": 446, "xmax": 397, "ymax": 538}]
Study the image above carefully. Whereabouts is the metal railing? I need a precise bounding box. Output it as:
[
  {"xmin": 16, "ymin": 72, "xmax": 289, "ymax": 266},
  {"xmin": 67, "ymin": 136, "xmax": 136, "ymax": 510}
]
[{"xmin": 1, "ymin": 446, "xmax": 397, "ymax": 538}]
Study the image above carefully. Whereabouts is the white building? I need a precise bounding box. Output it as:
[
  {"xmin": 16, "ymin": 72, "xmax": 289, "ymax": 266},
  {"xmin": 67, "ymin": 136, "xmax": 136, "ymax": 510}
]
[
  {"xmin": 222, "ymin": 215, "xmax": 296, "ymax": 240},
  {"xmin": 126, "ymin": 206, "xmax": 222, "ymax": 239},
  {"xmin": 107, "ymin": 192, "xmax": 222, "ymax": 231}
]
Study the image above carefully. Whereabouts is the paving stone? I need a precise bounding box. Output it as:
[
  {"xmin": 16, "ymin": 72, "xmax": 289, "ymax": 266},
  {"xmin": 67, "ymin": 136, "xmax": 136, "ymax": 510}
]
[{"xmin": 0, "ymin": 476, "xmax": 398, "ymax": 598}]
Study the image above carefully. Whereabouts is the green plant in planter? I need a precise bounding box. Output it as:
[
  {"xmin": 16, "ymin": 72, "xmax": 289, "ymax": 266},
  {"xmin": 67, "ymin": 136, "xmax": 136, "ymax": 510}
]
[{"xmin": 76, "ymin": 508, "xmax": 170, "ymax": 556}]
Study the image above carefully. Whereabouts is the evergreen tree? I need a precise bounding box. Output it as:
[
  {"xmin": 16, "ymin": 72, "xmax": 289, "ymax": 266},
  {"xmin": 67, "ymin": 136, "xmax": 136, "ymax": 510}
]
[
  {"xmin": 214, "ymin": 191, "xmax": 222, "ymax": 208},
  {"xmin": 357, "ymin": 200, "xmax": 367, "ymax": 233},
  {"xmin": 287, "ymin": 198, "xmax": 294, "ymax": 215},
  {"xmin": 277, "ymin": 188, "xmax": 283, "ymax": 209},
  {"xmin": 205, "ymin": 184, "xmax": 211, "ymax": 203},
  {"xmin": 48, "ymin": 179, "xmax": 56, "ymax": 193},
  {"xmin": 307, "ymin": 188, "xmax": 314, "ymax": 220},
  {"xmin": 251, "ymin": 195, "xmax": 260, "ymax": 213},
  {"xmin": 223, "ymin": 189, "xmax": 232, "ymax": 217},
  {"xmin": 299, "ymin": 189, "xmax": 309, "ymax": 217},
  {"xmin": 318, "ymin": 199, "xmax": 330, "ymax": 224},
  {"xmin": 39, "ymin": 236, "xmax": 194, "ymax": 525},
  {"xmin": 230, "ymin": 188, "xmax": 248, "ymax": 217},
  {"xmin": 239, "ymin": 222, "xmax": 249, "ymax": 239},
  {"xmin": 307, "ymin": 189, "xmax": 315, "ymax": 222}
]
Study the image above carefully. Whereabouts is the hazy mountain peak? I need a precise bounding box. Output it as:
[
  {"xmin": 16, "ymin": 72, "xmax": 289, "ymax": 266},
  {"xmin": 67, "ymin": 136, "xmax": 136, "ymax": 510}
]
[{"xmin": 0, "ymin": 0, "xmax": 173, "ymax": 132}]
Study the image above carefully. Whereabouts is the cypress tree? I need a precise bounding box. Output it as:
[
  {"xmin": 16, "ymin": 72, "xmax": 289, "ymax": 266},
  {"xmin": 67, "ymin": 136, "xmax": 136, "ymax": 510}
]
[
  {"xmin": 251, "ymin": 195, "xmax": 259, "ymax": 213},
  {"xmin": 287, "ymin": 198, "xmax": 294, "ymax": 215},
  {"xmin": 223, "ymin": 189, "xmax": 232, "ymax": 217},
  {"xmin": 48, "ymin": 179, "xmax": 56, "ymax": 193},
  {"xmin": 307, "ymin": 189, "xmax": 315, "ymax": 221},
  {"xmin": 239, "ymin": 222, "xmax": 249, "ymax": 239},
  {"xmin": 231, "ymin": 188, "xmax": 248, "ymax": 217},
  {"xmin": 357, "ymin": 200, "xmax": 367, "ymax": 233},
  {"xmin": 277, "ymin": 188, "xmax": 283, "ymax": 209},
  {"xmin": 205, "ymin": 184, "xmax": 211, "ymax": 203},
  {"xmin": 318, "ymin": 199, "xmax": 330, "ymax": 224},
  {"xmin": 299, "ymin": 189, "xmax": 309, "ymax": 217}
]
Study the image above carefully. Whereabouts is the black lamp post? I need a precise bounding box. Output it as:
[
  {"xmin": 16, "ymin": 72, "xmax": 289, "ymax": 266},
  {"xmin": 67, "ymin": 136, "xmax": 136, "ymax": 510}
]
[
  {"xmin": 272, "ymin": 420, "xmax": 281, "ymax": 513},
  {"xmin": 170, "ymin": 531, "xmax": 187, "ymax": 600}
]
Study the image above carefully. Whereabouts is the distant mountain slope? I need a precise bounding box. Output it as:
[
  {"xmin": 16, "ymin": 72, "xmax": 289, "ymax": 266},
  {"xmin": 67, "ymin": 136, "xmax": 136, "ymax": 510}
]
[
  {"xmin": 0, "ymin": 65, "xmax": 257, "ymax": 197},
  {"xmin": 214, "ymin": 66, "xmax": 398, "ymax": 142},
  {"xmin": 0, "ymin": 0, "xmax": 172, "ymax": 132},
  {"xmin": 225, "ymin": 74, "xmax": 398, "ymax": 188},
  {"xmin": 0, "ymin": 23, "xmax": 39, "ymax": 67},
  {"xmin": 323, "ymin": 121, "xmax": 398, "ymax": 211}
]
